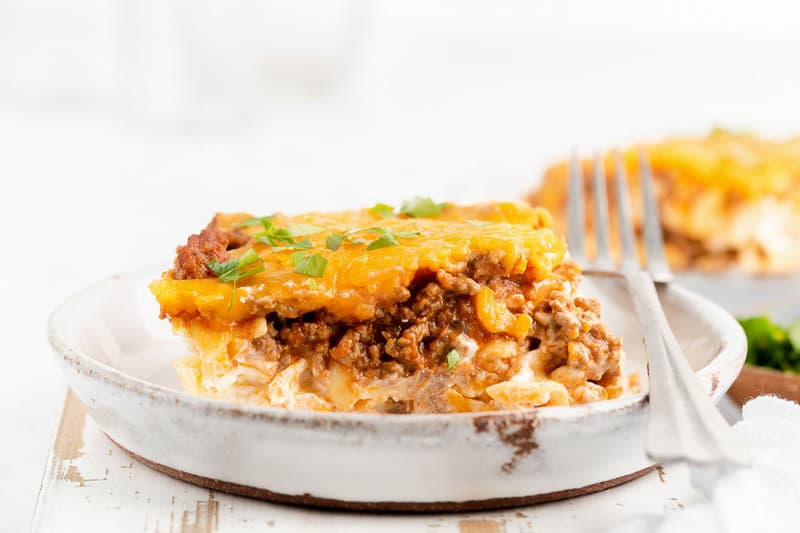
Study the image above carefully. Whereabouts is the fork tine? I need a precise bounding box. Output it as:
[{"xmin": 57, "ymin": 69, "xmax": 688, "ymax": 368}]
[
  {"xmin": 613, "ymin": 151, "xmax": 638, "ymax": 272},
  {"xmin": 567, "ymin": 150, "xmax": 587, "ymax": 265},
  {"xmin": 592, "ymin": 153, "xmax": 613, "ymax": 270},
  {"xmin": 638, "ymin": 147, "xmax": 673, "ymax": 282}
]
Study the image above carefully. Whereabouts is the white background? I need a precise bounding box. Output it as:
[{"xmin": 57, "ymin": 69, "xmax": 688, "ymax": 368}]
[{"xmin": 2, "ymin": 1, "xmax": 800, "ymax": 530}]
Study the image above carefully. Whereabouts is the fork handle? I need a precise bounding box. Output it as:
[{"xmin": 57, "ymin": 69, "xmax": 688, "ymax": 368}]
[{"xmin": 622, "ymin": 271, "xmax": 751, "ymax": 466}]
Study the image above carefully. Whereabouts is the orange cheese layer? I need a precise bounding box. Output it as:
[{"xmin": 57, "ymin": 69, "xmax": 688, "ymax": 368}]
[{"xmin": 150, "ymin": 202, "xmax": 567, "ymax": 323}]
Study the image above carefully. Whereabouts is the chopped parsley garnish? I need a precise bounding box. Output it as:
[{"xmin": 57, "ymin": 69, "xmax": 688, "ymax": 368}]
[
  {"xmin": 400, "ymin": 196, "xmax": 446, "ymax": 218},
  {"xmin": 366, "ymin": 233, "xmax": 397, "ymax": 250},
  {"xmin": 286, "ymin": 223, "xmax": 325, "ymax": 238},
  {"xmin": 272, "ymin": 238, "xmax": 312, "ymax": 251},
  {"xmin": 236, "ymin": 215, "xmax": 275, "ymax": 228},
  {"xmin": 290, "ymin": 251, "xmax": 328, "ymax": 277},
  {"xmin": 253, "ymin": 219, "xmax": 323, "ymax": 248},
  {"xmin": 307, "ymin": 279, "xmax": 317, "ymax": 290},
  {"xmin": 446, "ymin": 349, "xmax": 461, "ymax": 370},
  {"xmin": 365, "ymin": 227, "xmax": 419, "ymax": 250},
  {"xmin": 466, "ymin": 219, "xmax": 493, "ymax": 227},
  {"xmin": 370, "ymin": 203, "xmax": 396, "ymax": 219},
  {"xmin": 325, "ymin": 231, "xmax": 368, "ymax": 250},
  {"xmin": 207, "ymin": 249, "xmax": 265, "ymax": 309},
  {"xmin": 254, "ymin": 220, "xmax": 295, "ymax": 247},
  {"xmin": 739, "ymin": 316, "xmax": 800, "ymax": 373},
  {"xmin": 325, "ymin": 232, "xmax": 345, "ymax": 251}
]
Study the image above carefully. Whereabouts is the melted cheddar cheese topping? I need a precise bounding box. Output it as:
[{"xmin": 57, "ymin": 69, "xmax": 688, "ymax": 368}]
[{"xmin": 151, "ymin": 202, "xmax": 566, "ymax": 323}]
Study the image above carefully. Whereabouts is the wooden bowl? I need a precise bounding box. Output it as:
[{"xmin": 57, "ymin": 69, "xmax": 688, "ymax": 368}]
[{"xmin": 728, "ymin": 365, "xmax": 800, "ymax": 405}]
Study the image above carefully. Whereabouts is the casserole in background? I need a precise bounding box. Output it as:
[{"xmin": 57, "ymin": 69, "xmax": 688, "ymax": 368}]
[{"xmin": 530, "ymin": 130, "xmax": 800, "ymax": 274}]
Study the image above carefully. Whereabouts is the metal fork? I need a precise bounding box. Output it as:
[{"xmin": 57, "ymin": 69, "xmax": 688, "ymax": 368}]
[{"xmin": 568, "ymin": 149, "xmax": 751, "ymax": 466}]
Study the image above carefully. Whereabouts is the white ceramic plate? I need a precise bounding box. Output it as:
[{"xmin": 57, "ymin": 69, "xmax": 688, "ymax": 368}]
[{"xmin": 48, "ymin": 269, "xmax": 746, "ymax": 511}]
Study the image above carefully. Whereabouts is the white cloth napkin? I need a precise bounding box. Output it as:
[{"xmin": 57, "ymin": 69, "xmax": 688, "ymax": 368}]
[{"xmin": 613, "ymin": 396, "xmax": 800, "ymax": 533}]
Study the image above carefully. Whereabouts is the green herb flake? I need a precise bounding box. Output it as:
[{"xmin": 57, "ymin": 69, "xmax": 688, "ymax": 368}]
[
  {"xmin": 326, "ymin": 232, "xmax": 345, "ymax": 251},
  {"xmin": 290, "ymin": 252, "xmax": 328, "ymax": 277},
  {"xmin": 400, "ymin": 196, "xmax": 446, "ymax": 218},
  {"xmin": 272, "ymin": 238, "xmax": 313, "ymax": 251},
  {"xmin": 365, "ymin": 227, "xmax": 419, "ymax": 250},
  {"xmin": 308, "ymin": 279, "xmax": 317, "ymax": 290},
  {"xmin": 466, "ymin": 219, "xmax": 493, "ymax": 227},
  {"xmin": 236, "ymin": 215, "xmax": 274, "ymax": 228},
  {"xmin": 366, "ymin": 233, "xmax": 398, "ymax": 250},
  {"xmin": 287, "ymin": 223, "xmax": 325, "ymax": 238},
  {"xmin": 370, "ymin": 203, "xmax": 396, "ymax": 219},
  {"xmin": 207, "ymin": 249, "xmax": 265, "ymax": 309},
  {"xmin": 254, "ymin": 220, "xmax": 295, "ymax": 247},
  {"xmin": 392, "ymin": 230, "xmax": 421, "ymax": 238},
  {"xmin": 446, "ymin": 349, "xmax": 461, "ymax": 370}
]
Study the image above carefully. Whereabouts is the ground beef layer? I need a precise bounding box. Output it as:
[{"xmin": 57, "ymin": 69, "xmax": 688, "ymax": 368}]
[{"xmin": 173, "ymin": 260, "xmax": 622, "ymax": 413}]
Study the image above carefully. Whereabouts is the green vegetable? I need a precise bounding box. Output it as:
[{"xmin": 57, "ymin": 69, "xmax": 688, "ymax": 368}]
[
  {"xmin": 207, "ymin": 249, "xmax": 265, "ymax": 308},
  {"xmin": 738, "ymin": 316, "xmax": 800, "ymax": 373},
  {"xmin": 370, "ymin": 203, "xmax": 396, "ymax": 219},
  {"xmin": 236, "ymin": 215, "xmax": 275, "ymax": 228},
  {"xmin": 254, "ymin": 220, "xmax": 295, "ymax": 247},
  {"xmin": 366, "ymin": 232, "xmax": 398, "ymax": 250},
  {"xmin": 325, "ymin": 231, "xmax": 368, "ymax": 250},
  {"xmin": 788, "ymin": 321, "xmax": 800, "ymax": 352},
  {"xmin": 446, "ymin": 349, "xmax": 461, "ymax": 370},
  {"xmin": 290, "ymin": 252, "xmax": 328, "ymax": 277},
  {"xmin": 365, "ymin": 227, "xmax": 419, "ymax": 250},
  {"xmin": 272, "ymin": 238, "xmax": 313, "ymax": 251},
  {"xmin": 326, "ymin": 232, "xmax": 345, "ymax": 251},
  {"xmin": 286, "ymin": 224, "xmax": 325, "ymax": 238},
  {"xmin": 400, "ymin": 196, "xmax": 446, "ymax": 218}
]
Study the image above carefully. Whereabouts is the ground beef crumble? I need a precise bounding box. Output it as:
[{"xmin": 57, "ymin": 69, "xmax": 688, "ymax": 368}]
[
  {"xmin": 230, "ymin": 259, "xmax": 621, "ymax": 411},
  {"xmin": 172, "ymin": 218, "xmax": 250, "ymax": 280}
]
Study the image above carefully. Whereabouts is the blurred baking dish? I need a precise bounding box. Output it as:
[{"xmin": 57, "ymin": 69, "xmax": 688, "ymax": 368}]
[{"xmin": 530, "ymin": 129, "xmax": 800, "ymax": 274}]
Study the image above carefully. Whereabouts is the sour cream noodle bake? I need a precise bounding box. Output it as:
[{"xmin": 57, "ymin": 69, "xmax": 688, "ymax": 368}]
[
  {"xmin": 150, "ymin": 200, "xmax": 624, "ymax": 413},
  {"xmin": 532, "ymin": 130, "xmax": 800, "ymax": 274}
]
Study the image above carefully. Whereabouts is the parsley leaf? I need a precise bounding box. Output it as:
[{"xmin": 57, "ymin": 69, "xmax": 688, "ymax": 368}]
[
  {"xmin": 326, "ymin": 232, "xmax": 345, "ymax": 251},
  {"xmin": 367, "ymin": 233, "xmax": 398, "ymax": 250},
  {"xmin": 392, "ymin": 230, "xmax": 421, "ymax": 238},
  {"xmin": 290, "ymin": 252, "xmax": 328, "ymax": 277},
  {"xmin": 326, "ymin": 231, "xmax": 368, "ymax": 250},
  {"xmin": 370, "ymin": 203, "xmax": 396, "ymax": 219},
  {"xmin": 207, "ymin": 249, "xmax": 265, "ymax": 309},
  {"xmin": 365, "ymin": 227, "xmax": 419, "ymax": 250},
  {"xmin": 287, "ymin": 223, "xmax": 325, "ymax": 238},
  {"xmin": 272, "ymin": 238, "xmax": 312, "ymax": 251},
  {"xmin": 466, "ymin": 219, "xmax": 493, "ymax": 227},
  {"xmin": 254, "ymin": 220, "xmax": 295, "ymax": 246},
  {"xmin": 400, "ymin": 196, "xmax": 445, "ymax": 218},
  {"xmin": 446, "ymin": 349, "xmax": 461, "ymax": 370},
  {"xmin": 236, "ymin": 215, "xmax": 274, "ymax": 228}
]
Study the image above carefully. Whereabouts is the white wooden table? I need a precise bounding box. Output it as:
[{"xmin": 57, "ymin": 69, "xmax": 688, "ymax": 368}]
[{"xmin": 31, "ymin": 391, "xmax": 710, "ymax": 532}]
